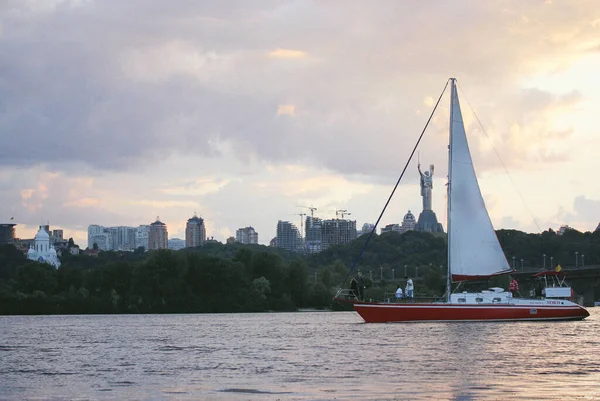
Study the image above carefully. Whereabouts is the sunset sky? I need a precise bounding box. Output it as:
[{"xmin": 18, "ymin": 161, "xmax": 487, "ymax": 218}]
[{"xmin": 1, "ymin": 0, "xmax": 599, "ymax": 247}]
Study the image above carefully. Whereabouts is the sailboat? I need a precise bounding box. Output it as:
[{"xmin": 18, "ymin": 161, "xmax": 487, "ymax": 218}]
[{"xmin": 334, "ymin": 78, "xmax": 589, "ymax": 322}]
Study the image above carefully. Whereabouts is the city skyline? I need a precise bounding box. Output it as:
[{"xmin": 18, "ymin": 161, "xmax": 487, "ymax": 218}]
[{"xmin": 2, "ymin": 1, "xmax": 599, "ymax": 247}]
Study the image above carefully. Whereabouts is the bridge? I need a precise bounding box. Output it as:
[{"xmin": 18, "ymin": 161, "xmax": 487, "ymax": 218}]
[{"xmin": 511, "ymin": 264, "xmax": 600, "ymax": 306}]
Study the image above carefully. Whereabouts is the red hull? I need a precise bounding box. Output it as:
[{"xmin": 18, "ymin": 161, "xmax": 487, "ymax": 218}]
[{"xmin": 351, "ymin": 302, "xmax": 590, "ymax": 323}]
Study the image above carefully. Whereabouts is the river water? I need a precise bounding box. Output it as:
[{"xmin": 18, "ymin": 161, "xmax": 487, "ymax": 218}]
[{"xmin": 1, "ymin": 309, "xmax": 599, "ymax": 400}]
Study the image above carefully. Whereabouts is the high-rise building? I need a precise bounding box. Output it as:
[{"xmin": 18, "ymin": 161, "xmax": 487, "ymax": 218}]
[
  {"xmin": 108, "ymin": 226, "xmax": 137, "ymax": 250},
  {"xmin": 276, "ymin": 220, "xmax": 301, "ymax": 252},
  {"xmin": 51, "ymin": 229, "xmax": 64, "ymax": 242},
  {"xmin": 321, "ymin": 219, "xmax": 357, "ymax": 250},
  {"xmin": 305, "ymin": 216, "xmax": 322, "ymax": 253},
  {"xmin": 87, "ymin": 224, "xmax": 151, "ymax": 251},
  {"xmin": 87, "ymin": 225, "xmax": 105, "ymax": 249},
  {"xmin": 226, "ymin": 236, "xmax": 236, "ymax": 244},
  {"xmin": 148, "ymin": 218, "xmax": 168, "ymax": 250},
  {"xmin": 0, "ymin": 223, "xmax": 16, "ymax": 245},
  {"xmin": 126, "ymin": 227, "xmax": 137, "ymax": 250},
  {"xmin": 135, "ymin": 225, "xmax": 150, "ymax": 250},
  {"xmin": 236, "ymin": 226, "xmax": 258, "ymax": 244},
  {"xmin": 106, "ymin": 227, "xmax": 118, "ymax": 250},
  {"xmin": 91, "ymin": 233, "xmax": 112, "ymax": 250},
  {"xmin": 168, "ymin": 238, "xmax": 185, "ymax": 250},
  {"xmin": 185, "ymin": 214, "xmax": 206, "ymax": 247}
]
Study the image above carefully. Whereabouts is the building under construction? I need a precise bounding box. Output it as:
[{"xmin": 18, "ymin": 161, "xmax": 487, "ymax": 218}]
[
  {"xmin": 320, "ymin": 218, "xmax": 357, "ymax": 251},
  {"xmin": 276, "ymin": 220, "xmax": 302, "ymax": 252},
  {"xmin": 305, "ymin": 216, "xmax": 322, "ymax": 253}
]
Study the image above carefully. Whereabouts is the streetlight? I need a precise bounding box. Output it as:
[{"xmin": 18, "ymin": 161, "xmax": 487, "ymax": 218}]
[
  {"xmin": 380, "ymin": 266, "xmax": 383, "ymax": 280},
  {"xmin": 550, "ymin": 256, "xmax": 554, "ymax": 269},
  {"xmin": 416, "ymin": 266, "xmax": 419, "ymax": 278},
  {"xmin": 543, "ymin": 254, "xmax": 546, "ymax": 269},
  {"xmin": 512, "ymin": 256, "xmax": 515, "ymax": 269},
  {"xmin": 581, "ymin": 254, "xmax": 585, "ymax": 267},
  {"xmin": 575, "ymin": 251, "xmax": 579, "ymax": 268},
  {"xmin": 392, "ymin": 268, "xmax": 395, "ymax": 280},
  {"xmin": 520, "ymin": 258, "xmax": 523, "ymax": 270},
  {"xmin": 369, "ymin": 270, "xmax": 373, "ymax": 280}
]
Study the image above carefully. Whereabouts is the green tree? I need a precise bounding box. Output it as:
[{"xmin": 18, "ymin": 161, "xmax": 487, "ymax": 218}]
[{"xmin": 287, "ymin": 260, "xmax": 309, "ymax": 307}]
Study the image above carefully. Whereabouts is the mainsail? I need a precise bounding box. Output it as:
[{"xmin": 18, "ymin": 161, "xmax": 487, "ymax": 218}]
[{"xmin": 448, "ymin": 79, "xmax": 512, "ymax": 281}]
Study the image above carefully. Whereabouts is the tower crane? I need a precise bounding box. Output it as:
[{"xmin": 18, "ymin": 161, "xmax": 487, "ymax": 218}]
[
  {"xmin": 335, "ymin": 209, "xmax": 351, "ymax": 219},
  {"xmin": 298, "ymin": 205, "xmax": 318, "ymax": 218},
  {"xmin": 290, "ymin": 213, "xmax": 307, "ymax": 238}
]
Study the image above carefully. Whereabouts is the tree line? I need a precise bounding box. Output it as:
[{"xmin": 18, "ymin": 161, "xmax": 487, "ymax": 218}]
[{"xmin": 0, "ymin": 227, "xmax": 598, "ymax": 314}]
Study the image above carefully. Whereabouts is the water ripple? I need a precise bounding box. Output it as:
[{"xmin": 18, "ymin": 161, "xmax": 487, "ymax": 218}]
[{"xmin": 0, "ymin": 311, "xmax": 599, "ymax": 400}]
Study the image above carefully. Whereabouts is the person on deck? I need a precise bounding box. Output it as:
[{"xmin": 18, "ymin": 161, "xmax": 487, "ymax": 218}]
[
  {"xmin": 357, "ymin": 272, "xmax": 365, "ymax": 301},
  {"xmin": 405, "ymin": 276, "xmax": 414, "ymax": 298},
  {"xmin": 509, "ymin": 277, "xmax": 520, "ymax": 297},
  {"xmin": 395, "ymin": 285, "xmax": 403, "ymax": 300}
]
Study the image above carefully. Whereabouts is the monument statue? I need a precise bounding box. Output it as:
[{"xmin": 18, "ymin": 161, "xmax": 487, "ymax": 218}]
[
  {"xmin": 414, "ymin": 161, "xmax": 444, "ymax": 233},
  {"xmin": 418, "ymin": 163, "xmax": 434, "ymax": 211}
]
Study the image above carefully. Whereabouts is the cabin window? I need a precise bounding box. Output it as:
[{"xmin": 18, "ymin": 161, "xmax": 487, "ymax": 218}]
[
  {"xmin": 493, "ymin": 298, "xmax": 501, "ymax": 303},
  {"xmin": 457, "ymin": 298, "xmax": 466, "ymax": 303},
  {"xmin": 475, "ymin": 297, "xmax": 484, "ymax": 303}
]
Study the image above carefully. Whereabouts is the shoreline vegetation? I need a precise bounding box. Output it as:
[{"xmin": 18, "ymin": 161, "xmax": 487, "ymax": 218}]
[{"xmin": 1, "ymin": 228, "xmax": 598, "ymax": 315}]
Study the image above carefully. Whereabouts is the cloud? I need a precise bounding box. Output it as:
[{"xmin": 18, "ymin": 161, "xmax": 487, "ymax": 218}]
[
  {"xmin": 268, "ymin": 48, "xmax": 307, "ymax": 58},
  {"xmin": 573, "ymin": 196, "xmax": 600, "ymax": 220},
  {"xmin": 277, "ymin": 104, "xmax": 296, "ymax": 116},
  {"xmin": 2, "ymin": 0, "xmax": 599, "ymax": 176},
  {"xmin": 63, "ymin": 198, "xmax": 102, "ymax": 207},
  {"xmin": 546, "ymin": 195, "xmax": 600, "ymax": 232},
  {"xmin": 501, "ymin": 216, "xmax": 521, "ymax": 230},
  {"xmin": 2, "ymin": 0, "xmax": 600, "ymax": 243}
]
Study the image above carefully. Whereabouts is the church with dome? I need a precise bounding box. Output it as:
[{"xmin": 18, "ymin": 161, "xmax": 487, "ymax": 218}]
[
  {"xmin": 380, "ymin": 210, "xmax": 417, "ymax": 234},
  {"xmin": 400, "ymin": 210, "xmax": 417, "ymax": 232},
  {"xmin": 27, "ymin": 226, "xmax": 61, "ymax": 268}
]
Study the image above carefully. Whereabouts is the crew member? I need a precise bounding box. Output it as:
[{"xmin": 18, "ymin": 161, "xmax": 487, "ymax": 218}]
[
  {"xmin": 357, "ymin": 272, "xmax": 365, "ymax": 301},
  {"xmin": 405, "ymin": 276, "xmax": 414, "ymax": 298},
  {"xmin": 395, "ymin": 285, "xmax": 403, "ymax": 300},
  {"xmin": 509, "ymin": 277, "xmax": 520, "ymax": 297}
]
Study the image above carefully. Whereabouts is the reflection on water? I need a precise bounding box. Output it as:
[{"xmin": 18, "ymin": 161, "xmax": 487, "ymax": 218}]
[{"xmin": 1, "ymin": 310, "xmax": 599, "ymax": 400}]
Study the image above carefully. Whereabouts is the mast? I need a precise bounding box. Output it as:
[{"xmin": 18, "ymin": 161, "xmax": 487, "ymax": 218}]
[{"xmin": 446, "ymin": 78, "xmax": 456, "ymax": 303}]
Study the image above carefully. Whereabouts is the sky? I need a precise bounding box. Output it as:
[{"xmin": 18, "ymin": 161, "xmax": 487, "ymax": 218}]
[{"xmin": 1, "ymin": 0, "xmax": 599, "ymax": 247}]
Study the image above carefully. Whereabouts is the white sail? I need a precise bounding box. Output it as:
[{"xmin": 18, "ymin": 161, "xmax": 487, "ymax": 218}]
[{"xmin": 448, "ymin": 80, "xmax": 512, "ymax": 281}]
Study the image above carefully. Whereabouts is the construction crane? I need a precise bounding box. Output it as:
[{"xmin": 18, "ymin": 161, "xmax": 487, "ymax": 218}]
[
  {"xmin": 298, "ymin": 205, "xmax": 318, "ymax": 218},
  {"xmin": 290, "ymin": 213, "xmax": 307, "ymax": 238},
  {"xmin": 335, "ymin": 209, "xmax": 351, "ymax": 219}
]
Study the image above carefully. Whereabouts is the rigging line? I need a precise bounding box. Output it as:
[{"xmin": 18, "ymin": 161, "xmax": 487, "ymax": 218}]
[
  {"xmin": 456, "ymin": 82, "xmax": 542, "ymax": 232},
  {"xmin": 339, "ymin": 79, "xmax": 450, "ymax": 288}
]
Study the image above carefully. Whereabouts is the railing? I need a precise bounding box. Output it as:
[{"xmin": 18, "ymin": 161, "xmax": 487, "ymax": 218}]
[
  {"xmin": 382, "ymin": 292, "xmax": 445, "ymax": 303},
  {"xmin": 335, "ymin": 288, "xmax": 359, "ymax": 301},
  {"xmin": 336, "ymin": 288, "xmax": 444, "ymax": 303}
]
